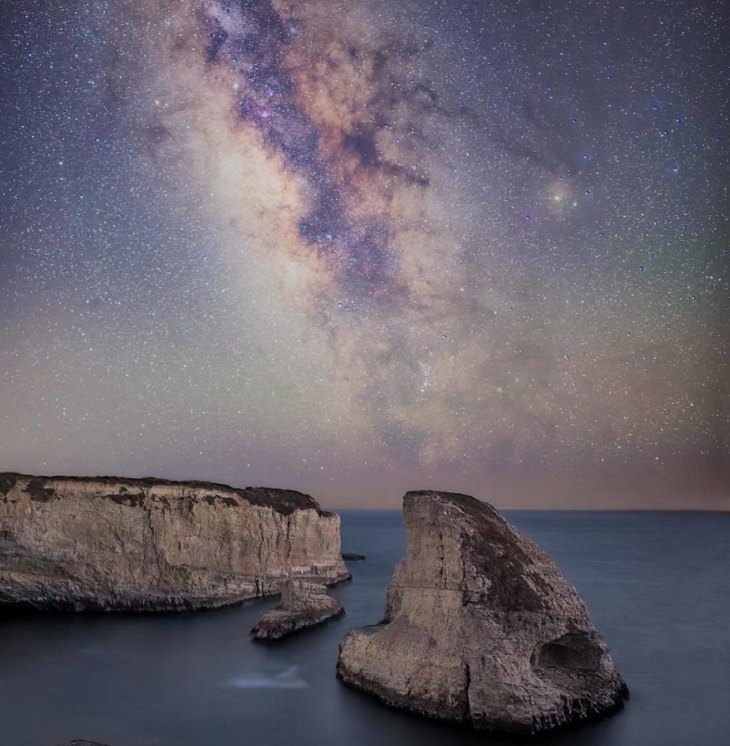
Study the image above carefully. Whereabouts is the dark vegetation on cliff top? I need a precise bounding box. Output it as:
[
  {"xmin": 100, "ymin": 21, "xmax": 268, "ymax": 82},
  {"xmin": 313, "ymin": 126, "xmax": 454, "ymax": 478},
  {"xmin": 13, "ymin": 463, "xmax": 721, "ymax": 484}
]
[{"xmin": 0, "ymin": 473, "xmax": 329, "ymax": 515}]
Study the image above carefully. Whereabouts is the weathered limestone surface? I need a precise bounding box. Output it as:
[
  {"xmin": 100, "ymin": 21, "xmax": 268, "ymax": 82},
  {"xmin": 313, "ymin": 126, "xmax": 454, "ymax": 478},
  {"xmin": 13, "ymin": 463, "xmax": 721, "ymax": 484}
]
[
  {"xmin": 0, "ymin": 473, "xmax": 350, "ymax": 612},
  {"xmin": 251, "ymin": 578, "xmax": 343, "ymax": 640},
  {"xmin": 337, "ymin": 490, "xmax": 628, "ymax": 736}
]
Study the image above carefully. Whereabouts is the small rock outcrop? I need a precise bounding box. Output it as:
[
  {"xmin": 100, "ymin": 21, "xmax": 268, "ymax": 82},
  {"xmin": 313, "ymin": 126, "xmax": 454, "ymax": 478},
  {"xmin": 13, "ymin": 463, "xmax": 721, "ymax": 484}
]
[
  {"xmin": 342, "ymin": 552, "xmax": 366, "ymax": 561},
  {"xmin": 251, "ymin": 579, "xmax": 343, "ymax": 640},
  {"xmin": 0, "ymin": 473, "xmax": 350, "ymax": 612},
  {"xmin": 337, "ymin": 491, "xmax": 628, "ymax": 736}
]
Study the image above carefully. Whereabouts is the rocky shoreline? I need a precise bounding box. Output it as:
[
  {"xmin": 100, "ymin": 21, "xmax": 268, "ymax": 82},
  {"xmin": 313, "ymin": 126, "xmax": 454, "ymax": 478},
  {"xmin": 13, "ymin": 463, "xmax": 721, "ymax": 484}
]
[{"xmin": 3, "ymin": 477, "xmax": 630, "ymax": 740}]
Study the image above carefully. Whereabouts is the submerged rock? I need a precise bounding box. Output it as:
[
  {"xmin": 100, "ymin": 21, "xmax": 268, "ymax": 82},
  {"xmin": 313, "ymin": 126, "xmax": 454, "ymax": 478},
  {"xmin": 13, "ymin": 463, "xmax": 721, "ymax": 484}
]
[
  {"xmin": 54, "ymin": 741, "xmax": 112, "ymax": 746},
  {"xmin": 342, "ymin": 552, "xmax": 366, "ymax": 561},
  {"xmin": 251, "ymin": 579, "xmax": 344, "ymax": 640},
  {"xmin": 0, "ymin": 473, "xmax": 350, "ymax": 612},
  {"xmin": 337, "ymin": 490, "xmax": 628, "ymax": 736}
]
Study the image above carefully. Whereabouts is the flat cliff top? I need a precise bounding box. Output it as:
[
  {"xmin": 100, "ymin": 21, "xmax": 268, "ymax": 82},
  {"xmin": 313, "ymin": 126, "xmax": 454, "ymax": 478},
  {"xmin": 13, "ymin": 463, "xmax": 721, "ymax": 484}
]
[{"xmin": 0, "ymin": 473, "xmax": 329, "ymax": 516}]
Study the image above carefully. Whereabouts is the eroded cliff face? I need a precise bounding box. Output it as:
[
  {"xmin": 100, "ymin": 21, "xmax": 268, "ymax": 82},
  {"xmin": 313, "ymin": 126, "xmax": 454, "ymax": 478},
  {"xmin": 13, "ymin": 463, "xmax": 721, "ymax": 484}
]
[
  {"xmin": 337, "ymin": 491, "xmax": 628, "ymax": 736},
  {"xmin": 0, "ymin": 473, "xmax": 350, "ymax": 612}
]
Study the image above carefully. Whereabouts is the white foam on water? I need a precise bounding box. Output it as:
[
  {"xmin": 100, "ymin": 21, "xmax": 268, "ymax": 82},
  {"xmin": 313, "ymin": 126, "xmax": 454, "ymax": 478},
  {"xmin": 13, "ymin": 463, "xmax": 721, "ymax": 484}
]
[{"xmin": 229, "ymin": 665, "xmax": 309, "ymax": 689}]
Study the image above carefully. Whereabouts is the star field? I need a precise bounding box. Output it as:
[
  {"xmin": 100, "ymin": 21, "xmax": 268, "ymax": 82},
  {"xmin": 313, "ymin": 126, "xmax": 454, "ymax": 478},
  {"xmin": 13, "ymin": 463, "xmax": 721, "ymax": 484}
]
[{"xmin": 0, "ymin": 0, "xmax": 727, "ymax": 508}]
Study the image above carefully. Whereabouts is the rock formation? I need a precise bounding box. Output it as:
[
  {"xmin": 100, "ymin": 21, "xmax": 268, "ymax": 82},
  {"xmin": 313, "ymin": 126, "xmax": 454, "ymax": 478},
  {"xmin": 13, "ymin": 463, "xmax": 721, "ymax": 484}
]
[
  {"xmin": 251, "ymin": 578, "xmax": 344, "ymax": 640},
  {"xmin": 342, "ymin": 552, "xmax": 366, "ymax": 561},
  {"xmin": 337, "ymin": 490, "xmax": 628, "ymax": 736},
  {"xmin": 0, "ymin": 473, "xmax": 350, "ymax": 612}
]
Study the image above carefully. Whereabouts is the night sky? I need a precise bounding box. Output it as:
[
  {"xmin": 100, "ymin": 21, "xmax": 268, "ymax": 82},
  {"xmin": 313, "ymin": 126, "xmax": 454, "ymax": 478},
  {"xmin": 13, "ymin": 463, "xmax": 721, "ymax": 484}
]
[{"xmin": 0, "ymin": 0, "xmax": 727, "ymax": 508}]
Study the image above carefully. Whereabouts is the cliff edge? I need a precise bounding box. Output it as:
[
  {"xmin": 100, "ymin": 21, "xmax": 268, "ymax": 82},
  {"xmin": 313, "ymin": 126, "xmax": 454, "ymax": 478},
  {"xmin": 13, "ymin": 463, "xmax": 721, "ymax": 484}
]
[
  {"xmin": 0, "ymin": 473, "xmax": 350, "ymax": 612},
  {"xmin": 337, "ymin": 490, "xmax": 628, "ymax": 736}
]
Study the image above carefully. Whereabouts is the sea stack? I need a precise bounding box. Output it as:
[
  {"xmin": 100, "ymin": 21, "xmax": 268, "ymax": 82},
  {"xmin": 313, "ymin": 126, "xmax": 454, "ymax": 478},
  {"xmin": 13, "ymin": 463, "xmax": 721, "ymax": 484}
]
[
  {"xmin": 0, "ymin": 473, "xmax": 350, "ymax": 612},
  {"xmin": 337, "ymin": 490, "xmax": 628, "ymax": 736},
  {"xmin": 251, "ymin": 579, "xmax": 344, "ymax": 640}
]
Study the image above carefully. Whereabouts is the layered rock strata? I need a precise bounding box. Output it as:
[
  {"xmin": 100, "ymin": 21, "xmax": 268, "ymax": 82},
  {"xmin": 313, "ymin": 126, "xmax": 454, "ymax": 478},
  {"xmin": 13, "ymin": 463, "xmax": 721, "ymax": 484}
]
[
  {"xmin": 337, "ymin": 490, "xmax": 628, "ymax": 736},
  {"xmin": 251, "ymin": 578, "xmax": 344, "ymax": 640},
  {"xmin": 0, "ymin": 473, "xmax": 349, "ymax": 612}
]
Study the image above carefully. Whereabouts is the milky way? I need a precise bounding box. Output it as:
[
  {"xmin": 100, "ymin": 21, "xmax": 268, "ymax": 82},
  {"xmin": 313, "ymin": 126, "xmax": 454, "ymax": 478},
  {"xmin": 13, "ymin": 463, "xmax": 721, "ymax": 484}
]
[
  {"xmin": 0, "ymin": 0, "xmax": 727, "ymax": 507},
  {"xmin": 200, "ymin": 0, "xmax": 431, "ymax": 295}
]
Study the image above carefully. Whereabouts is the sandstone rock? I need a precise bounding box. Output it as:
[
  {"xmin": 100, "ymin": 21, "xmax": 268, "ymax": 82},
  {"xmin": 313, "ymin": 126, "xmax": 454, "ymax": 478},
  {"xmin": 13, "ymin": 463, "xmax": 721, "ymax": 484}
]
[
  {"xmin": 337, "ymin": 490, "xmax": 628, "ymax": 736},
  {"xmin": 251, "ymin": 578, "xmax": 344, "ymax": 640},
  {"xmin": 0, "ymin": 473, "xmax": 350, "ymax": 612}
]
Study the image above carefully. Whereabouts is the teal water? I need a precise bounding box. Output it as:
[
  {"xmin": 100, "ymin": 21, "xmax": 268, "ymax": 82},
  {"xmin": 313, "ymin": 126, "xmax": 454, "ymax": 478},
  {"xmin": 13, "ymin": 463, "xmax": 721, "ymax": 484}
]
[{"xmin": 1, "ymin": 510, "xmax": 728, "ymax": 746}]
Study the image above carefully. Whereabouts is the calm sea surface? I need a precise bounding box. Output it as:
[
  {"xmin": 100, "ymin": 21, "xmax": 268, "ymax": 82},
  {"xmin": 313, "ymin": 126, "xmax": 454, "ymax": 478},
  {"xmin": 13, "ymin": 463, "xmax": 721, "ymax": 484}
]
[{"xmin": 1, "ymin": 510, "xmax": 729, "ymax": 746}]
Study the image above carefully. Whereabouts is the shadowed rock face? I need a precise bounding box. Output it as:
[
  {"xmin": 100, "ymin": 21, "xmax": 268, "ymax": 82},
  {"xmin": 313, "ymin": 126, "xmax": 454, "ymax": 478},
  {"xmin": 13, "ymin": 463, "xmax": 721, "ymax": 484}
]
[
  {"xmin": 342, "ymin": 552, "xmax": 366, "ymax": 561},
  {"xmin": 0, "ymin": 473, "xmax": 350, "ymax": 612},
  {"xmin": 251, "ymin": 579, "xmax": 344, "ymax": 640},
  {"xmin": 337, "ymin": 491, "xmax": 628, "ymax": 736}
]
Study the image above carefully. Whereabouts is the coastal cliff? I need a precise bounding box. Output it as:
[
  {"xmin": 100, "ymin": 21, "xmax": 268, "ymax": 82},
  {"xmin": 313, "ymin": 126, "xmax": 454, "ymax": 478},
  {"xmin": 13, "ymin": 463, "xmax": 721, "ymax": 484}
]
[
  {"xmin": 0, "ymin": 473, "xmax": 350, "ymax": 612},
  {"xmin": 337, "ymin": 490, "xmax": 628, "ymax": 736}
]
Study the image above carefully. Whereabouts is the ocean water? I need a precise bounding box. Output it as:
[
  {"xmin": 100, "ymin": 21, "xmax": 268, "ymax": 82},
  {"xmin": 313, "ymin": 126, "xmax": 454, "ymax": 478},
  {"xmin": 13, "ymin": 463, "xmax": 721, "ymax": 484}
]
[{"xmin": 1, "ymin": 510, "xmax": 729, "ymax": 746}]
